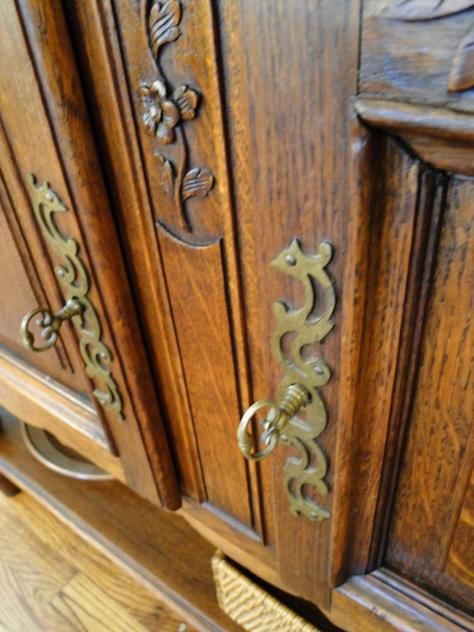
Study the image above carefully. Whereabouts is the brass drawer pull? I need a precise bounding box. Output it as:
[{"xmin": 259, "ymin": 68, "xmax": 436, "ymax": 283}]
[
  {"xmin": 236, "ymin": 240, "xmax": 336, "ymax": 521},
  {"xmin": 237, "ymin": 384, "xmax": 310, "ymax": 462},
  {"xmin": 20, "ymin": 299, "xmax": 83, "ymax": 352}
]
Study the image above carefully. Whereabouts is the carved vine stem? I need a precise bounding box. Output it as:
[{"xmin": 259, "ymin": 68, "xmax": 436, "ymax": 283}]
[
  {"xmin": 140, "ymin": 0, "xmax": 214, "ymax": 233},
  {"xmin": 174, "ymin": 126, "xmax": 188, "ymax": 229}
]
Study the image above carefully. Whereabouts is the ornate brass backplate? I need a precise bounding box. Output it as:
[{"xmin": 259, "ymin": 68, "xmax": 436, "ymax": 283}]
[
  {"xmin": 238, "ymin": 240, "xmax": 335, "ymax": 521},
  {"xmin": 21, "ymin": 175, "xmax": 124, "ymax": 423},
  {"xmin": 272, "ymin": 239, "xmax": 335, "ymax": 521}
]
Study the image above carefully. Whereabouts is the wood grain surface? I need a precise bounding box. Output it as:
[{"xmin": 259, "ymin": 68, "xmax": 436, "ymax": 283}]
[
  {"xmin": 385, "ymin": 175, "xmax": 474, "ymax": 614},
  {"xmin": 361, "ymin": 0, "xmax": 474, "ymax": 112},
  {"xmin": 0, "ymin": 414, "xmax": 241, "ymax": 632},
  {"xmin": 0, "ymin": 491, "xmax": 192, "ymax": 631},
  {"xmin": 0, "ymin": 0, "xmax": 180, "ymax": 507}
]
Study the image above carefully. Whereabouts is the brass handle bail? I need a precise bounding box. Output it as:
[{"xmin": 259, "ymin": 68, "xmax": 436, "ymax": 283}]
[
  {"xmin": 237, "ymin": 384, "xmax": 310, "ymax": 462},
  {"xmin": 20, "ymin": 298, "xmax": 83, "ymax": 352}
]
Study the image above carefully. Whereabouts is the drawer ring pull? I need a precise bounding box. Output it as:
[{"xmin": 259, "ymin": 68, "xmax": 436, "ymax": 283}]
[
  {"xmin": 237, "ymin": 385, "xmax": 310, "ymax": 462},
  {"xmin": 20, "ymin": 299, "xmax": 83, "ymax": 353}
]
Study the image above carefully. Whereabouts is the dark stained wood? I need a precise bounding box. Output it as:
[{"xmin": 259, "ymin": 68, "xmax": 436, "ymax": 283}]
[
  {"xmin": 355, "ymin": 99, "xmax": 474, "ymax": 142},
  {"xmin": 0, "ymin": 472, "xmax": 19, "ymax": 497},
  {"xmin": 0, "ymin": 177, "xmax": 79, "ymax": 389},
  {"xmin": 361, "ymin": 1, "xmax": 474, "ymax": 112},
  {"xmin": 62, "ymin": 0, "xmax": 206, "ymax": 504},
  {"xmin": 0, "ymin": 355, "xmax": 125, "ymax": 481},
  {"xmin": 331, "ymin": 572, "xmax": 470, "ymax": 632},
  {"xmin": 64, "ymin": 0, "xmax": 266, "ymax": 543},
  {"xmin": 446, "ymin": 471, "xmax": 474, "ymax": 593},
  {"xmin": 385, "ymin": 175, "xmax": 474, "ymax": 614},
  {"xmin": 0, "ymin": 96, "xmax": 94, "ymax": 400},
  {"xmin": 355, "ymin": 99, "xmax": 474, "ymax": 176},
  {"xmin": 0, "ymin": 0, "xmax": 179, "ymax": 507},
  {"xmin": 0, "ymin": 0, "xmax": 473, "ymax": 627},
  {"xmin": 368, "ymin": 167, "xmax": 448, "ymax": 573},
  {"xmin": 157, "ymin": 227, "xmax": 252, "ymax": 526},
  {"xmin": 18, "ymin": 0, "xmax": 180, "ymax": 509},
  {"xmin": 217, "ymin": 0, "xmax": 362, "ymax": 607},
  {"xmin": 101, "ymin": 0, "xmax": 262, "ymax": 529},
  {"xmin": 331, "ymin": 135, "xmax": 437, "ymax": 585}
]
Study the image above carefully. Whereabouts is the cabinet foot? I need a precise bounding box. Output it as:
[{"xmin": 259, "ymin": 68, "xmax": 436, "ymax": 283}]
[{"xmin": 0, "ymin": 472, "xmax": 20, "ymax": 497}]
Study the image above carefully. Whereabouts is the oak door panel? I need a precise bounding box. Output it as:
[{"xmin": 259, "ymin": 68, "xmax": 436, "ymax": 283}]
[
  {"xmin": 0, "ymin": 200, "xmax": 74, "ymax": 383},
  {"xmin": 0, "ymin": 0, "xmax": 179, "ymax": 508},
  {"xmin": 0, "ymin": 123, "xmax": 92, "ymax": 397},
  {"xmin": 104, "ymin": 0, "xmax": 257, "ymax": 530},
  {"xmin": 385, "ymin": 175, "xmax": 474, "ymax": 614},
  {"xmin": 65, "ymin": 0, "xmax": 264, "ymax": 537},
  {"xmin": 66, "ymin": 0, "xmax": 363, "ymax": 605}
]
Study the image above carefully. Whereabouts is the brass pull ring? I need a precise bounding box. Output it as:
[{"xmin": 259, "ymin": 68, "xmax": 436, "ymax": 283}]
[
  {"xmin": 237, "ymin": 384, "xmax": 310, "ymax": 462},
  {"xmin": 237, "ymin": 400, "xmax": 281, "ymax": 462},
  {"xmin": 20, "ymin": 298, "xmax": 82, "ymax": 352}
]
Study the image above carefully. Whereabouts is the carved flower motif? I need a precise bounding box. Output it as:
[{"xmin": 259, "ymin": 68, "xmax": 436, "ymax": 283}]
[
  {"xmin": 140, "ymin": 79, "xmax": 198, "ymax": 145},
  {"xmin": 140, "ymin": 80, "xmax": 180, "ymax": 144}
]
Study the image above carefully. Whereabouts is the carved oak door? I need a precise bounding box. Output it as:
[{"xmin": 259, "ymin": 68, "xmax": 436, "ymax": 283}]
[
  {"xmin": 68, "ymin": 0, "xmax": 362, "ymax": 607},
  {"xmin": 67, "ymin": 0, "xmax": 473, "ymax": 626},
  {"xmin": 0, "ymin": 0, "xmax": 179, "ymax": 509}
]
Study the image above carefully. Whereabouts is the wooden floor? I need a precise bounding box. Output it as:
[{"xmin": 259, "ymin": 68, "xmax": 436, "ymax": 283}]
[{"xmin": 0, "ymin": 489, "xmax": 194, "ymax": 631}]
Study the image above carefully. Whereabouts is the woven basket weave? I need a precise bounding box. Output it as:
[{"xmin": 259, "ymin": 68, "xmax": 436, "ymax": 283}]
[{"xmin": 211, "ymin": 552, "xmax": 319, "ymax": 632}]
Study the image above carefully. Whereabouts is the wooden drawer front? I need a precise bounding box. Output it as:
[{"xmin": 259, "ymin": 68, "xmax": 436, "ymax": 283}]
[
  {"xmin": 361, "ymin": 1, "xmax": 474, "ymax": 111},
  {"xmin": 0, "ymin": 0, "xmax": 179, "ymax": 508}
]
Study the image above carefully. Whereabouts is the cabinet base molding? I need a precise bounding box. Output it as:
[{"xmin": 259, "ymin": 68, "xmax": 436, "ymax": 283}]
[
  {"xmin": 212, "ymin": 552, "xmax": 319, "ymax": 632},
  {"xmin": 0, "ymin": 471, "xmax": 20, "ymax": 497},
  {"xmin": 331, "ymin": 573, "xmax": 472, "ymax": 632},
  {"xmin": 0, "ymin": 350, "xmax": 124, "ymax": 481}
]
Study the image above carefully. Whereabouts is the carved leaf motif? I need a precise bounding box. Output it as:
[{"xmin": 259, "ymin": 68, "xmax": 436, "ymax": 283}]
[
  {"xmin": 448, "ymin": 24, "xmax": 474, "ymax": 91},
  {"xmin": 182, "ymin": 168, "xmax": 214, "ymax": 200},
  {"xmin": 148, "ymin": 0, "xmax": 181, "ymax": 58},
  {"xmin": 382, "ymin": 0, "xmax": 474, "ymax": 20},
  {"xmin": 157, "ymin": 154, "xmax": 175, "ymax": 197},
  {"xmin": 173, "ymin": 85, "xmax": 199, "ymax": 120}
]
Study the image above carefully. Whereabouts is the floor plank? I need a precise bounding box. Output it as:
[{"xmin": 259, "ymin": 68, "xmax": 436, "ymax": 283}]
[{"xmin": 0, "ymin": 492, "xmax": 192, "ymax": 631}]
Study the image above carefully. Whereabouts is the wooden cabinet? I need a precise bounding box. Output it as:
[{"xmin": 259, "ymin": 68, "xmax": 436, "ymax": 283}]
[
  {"xmin": 0, "ymin": 1, "xmax": 472, "ymax": 630},
  {"xmin": 0, "ymin": 0, "xmax": 179, "ymax": 508}
]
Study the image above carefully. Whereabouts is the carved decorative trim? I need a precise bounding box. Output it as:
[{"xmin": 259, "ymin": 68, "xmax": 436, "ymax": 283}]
[
  {"xmin": 381, "ymin": 2, "xmax": 474, "ymax": 93},
  {"xmin": 448, "ymin": 24, "xmax": 474, "ymax": 91},
  {"xmin": 212, "ymin": 552, "xmax": 319, "ymax": 631},
  {"xmin": 141, "ymin": 0, "xmax": 214, "ymax": 232},
  {"xmin": 272, "ymin": 240, "xmax": 335, "ymax": 521},
  {"xmin": 381, "ymin": 0, "xmax": 474, "ymax": 20},
  {"xmin": 28, "ymin": 175, "xmax": 124, "ymax": 422}
]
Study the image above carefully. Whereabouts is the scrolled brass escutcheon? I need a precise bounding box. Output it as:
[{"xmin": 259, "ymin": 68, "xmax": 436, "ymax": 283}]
[
  {"xmin": 237, "ymin": 239, "xmax": 336, "ymax": 522},
  {"xmin": 20, "ymin": 299, "xmax": 83, "ymax": 352},
  {"xmin": 20, "ymin": 175, "xmax": 124, "ymax": 423}
]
